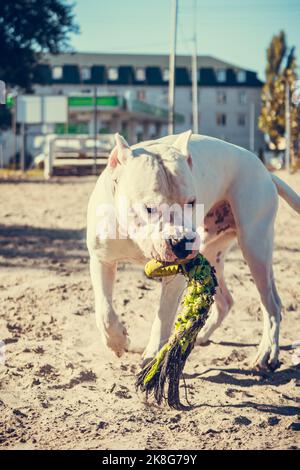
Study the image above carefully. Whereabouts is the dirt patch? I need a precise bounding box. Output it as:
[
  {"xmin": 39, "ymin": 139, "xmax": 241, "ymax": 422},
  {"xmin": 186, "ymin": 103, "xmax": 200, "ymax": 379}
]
[{"xmin": 0, "ymin": 172, "xmax": 299, "ymax": 450}]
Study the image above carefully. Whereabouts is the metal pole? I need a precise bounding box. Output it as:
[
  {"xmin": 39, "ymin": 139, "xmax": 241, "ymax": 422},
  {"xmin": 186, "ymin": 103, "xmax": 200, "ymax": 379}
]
[
  {"xmin": 20, "ymin": 121, "xmax": 25, "ymax": 172},
  {"xmin": 13, "ymin": 95, "xmax": 17, "ymax": 170},
  {"xmin": 0, "ymin": 140, "xmax": 3, "ymax": 169},
  {"xmin": 168, "ymin": 0, "xmax": 178, "ymax": 135},
  {"xmin": 45, "ymin": 138, "xmax": 52, "ymax": 179},
  {"xmin": 249, "ymin": 101, "xmax": 255, "ymax": 152},
  {"xmin": 191, "ymin": 0, "xmax": 199, "ymax": 134},
  {"xmin": 93, "ymin": 86, "xmax": 98, "ymax": 175},
  {"xmin": 285, "ymin": 82, "xmax": 291, "ymax": 173}
]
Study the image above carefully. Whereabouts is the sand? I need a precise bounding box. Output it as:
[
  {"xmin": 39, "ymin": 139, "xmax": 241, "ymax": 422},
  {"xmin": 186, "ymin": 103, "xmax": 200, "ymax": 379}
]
[{"xmin": 0, "ymin": 171, "xmax": 299, "ymax": 450}]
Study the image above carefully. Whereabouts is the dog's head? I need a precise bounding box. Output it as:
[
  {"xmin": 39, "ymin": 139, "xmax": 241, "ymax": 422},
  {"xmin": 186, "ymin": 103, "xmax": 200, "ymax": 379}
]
[{"xmin": 108, "ymin": 130, "xmax": 201, "ymax": 262}]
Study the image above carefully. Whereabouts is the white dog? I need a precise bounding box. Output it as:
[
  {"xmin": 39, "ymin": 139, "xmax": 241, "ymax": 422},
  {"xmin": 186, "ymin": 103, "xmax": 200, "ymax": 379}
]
[{"xmin": 87, "ymin": 131, "xmax": 300, "ymax": 371}]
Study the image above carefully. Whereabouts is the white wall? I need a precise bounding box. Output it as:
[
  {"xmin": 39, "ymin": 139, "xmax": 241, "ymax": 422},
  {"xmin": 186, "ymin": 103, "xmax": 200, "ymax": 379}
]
[
  {"xmin": 174, "ymin": 87, "xmax": 264, "ymax": 152},
  {"xmin": 33, "ymin": 83, "xmax": 265, "ymax": 152}
]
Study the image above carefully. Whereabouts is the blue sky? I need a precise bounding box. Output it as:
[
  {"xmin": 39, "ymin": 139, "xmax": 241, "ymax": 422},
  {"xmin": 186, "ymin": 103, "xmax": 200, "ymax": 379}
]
[{"xmin": 71, "ymin": 0, "xmax": 300, "ymax": 80}]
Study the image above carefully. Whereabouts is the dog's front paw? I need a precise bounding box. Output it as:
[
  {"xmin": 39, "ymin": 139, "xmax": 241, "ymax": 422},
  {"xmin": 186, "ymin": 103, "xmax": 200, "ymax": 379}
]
[
  {"xmin": 195, "ymin": 336, "xmax": 211, "ymax": 347},
  {"xmin": 140, "ymin": 356, "xmax": 154, "ymax": 369},
  {"xmin": 196, "ymin": 331, "xmax": 212, "ymax": 346},
  {"xmin": 141, "ymin": 343, "xmax": 160, "ymax": 367},
  {"xmin": 101, "ymin": 315, "xmax": 130, "ymax": 358}
]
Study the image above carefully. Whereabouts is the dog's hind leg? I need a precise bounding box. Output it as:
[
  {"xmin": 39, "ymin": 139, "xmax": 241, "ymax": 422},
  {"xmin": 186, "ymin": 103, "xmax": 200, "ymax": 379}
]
[
  {"xmin": 228, "ymin": 172, "xmax": 282, "ymax": 371},
  {"xmin": 238, "ymin": 219, "xmax": 282, "ymax": 371},
  {"xmin": 196, "ymin": 232, "xmax": 236, "ymax": 345}
]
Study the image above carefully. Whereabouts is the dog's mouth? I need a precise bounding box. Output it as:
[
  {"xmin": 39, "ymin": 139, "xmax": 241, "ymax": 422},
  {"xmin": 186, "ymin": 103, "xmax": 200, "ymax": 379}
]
[{"xmin": 154, "ymin": 251, "xmax": 198, "ymax": 266}]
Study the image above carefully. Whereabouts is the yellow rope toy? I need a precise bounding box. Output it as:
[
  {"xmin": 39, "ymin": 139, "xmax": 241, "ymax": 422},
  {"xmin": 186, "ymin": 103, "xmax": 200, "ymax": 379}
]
[{"xmin": 135, "ymin": 254, "xmax": 218, "ymax": 409}]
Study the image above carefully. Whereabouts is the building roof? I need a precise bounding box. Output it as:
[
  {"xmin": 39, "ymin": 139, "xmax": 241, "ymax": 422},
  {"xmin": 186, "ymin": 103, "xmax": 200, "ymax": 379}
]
[
  {"xmin": 34, "ymin": 52, "xmax": 263, "ymax": 87},
  {"xmin": 43, "ymin": 52, "xmax": 245, "ymax": 71}
]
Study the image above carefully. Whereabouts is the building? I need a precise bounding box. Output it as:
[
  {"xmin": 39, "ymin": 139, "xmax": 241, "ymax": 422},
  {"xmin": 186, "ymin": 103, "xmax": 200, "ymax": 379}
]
[{"xmin": 32, "ymin": 52, "xmax": 264, "ymax": 151}]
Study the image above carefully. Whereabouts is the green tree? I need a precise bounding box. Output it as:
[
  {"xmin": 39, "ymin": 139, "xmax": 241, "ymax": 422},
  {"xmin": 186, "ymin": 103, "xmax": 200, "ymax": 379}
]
[
  {"xmin": 0, "ymin": 0, "xmax": 78, "ymax": 90},
  {"xmin": 259, "ymin": 31, "xmax": 299, "ymax": 163}
]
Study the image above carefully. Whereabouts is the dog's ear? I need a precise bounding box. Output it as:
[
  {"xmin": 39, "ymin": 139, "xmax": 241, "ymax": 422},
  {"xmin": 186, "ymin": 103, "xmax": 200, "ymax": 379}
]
[
  {"xmin": 108, "ymin": 133, "xmax": 133, "ymax": 168},
  {"xmin": 173, "ymin": 130, "xmax": 193, "ymax": 168}
]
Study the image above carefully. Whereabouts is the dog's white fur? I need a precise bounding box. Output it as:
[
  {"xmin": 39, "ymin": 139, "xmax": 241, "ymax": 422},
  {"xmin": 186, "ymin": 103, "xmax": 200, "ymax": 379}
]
[{"xmin": 87, "ymin": 131, "xmax": 300, "ymax": 370}]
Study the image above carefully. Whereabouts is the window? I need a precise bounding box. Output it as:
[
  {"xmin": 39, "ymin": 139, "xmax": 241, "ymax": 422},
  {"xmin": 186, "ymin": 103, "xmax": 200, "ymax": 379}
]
[
  {"xmin": 136, "ymin": 68, "xmax": 145, "ymax": 81},
  {"xmin": 163, "ymin": 68, "xmax": 170, "ymax": 81},
  {"xmin": 216, "ymin": 113, "xmax": 227, "ymax": 126},
  {"xmin": 237, "ymin": 113, "xmax": 246, "ymax": 126},
  {"xmin": 239, "ymin": 90, "xmax": 247, "ymax": 105},
  {"xmin": 52, "ymin": 66, "xmax": 63, "ymax": 80},
  {"xmin": 108, "ymin": 67, "xmax": 118, "ymax": 81},
  {"xmin": 217, "ymin": 90, "xmax": 227, "ymax": 104},
  {"xmin": 237, "ymin": 70, "xmax": 246, "ymax": 83},
  {"xmin": 137, "ymin": 90, "xmax": 145, "ymax": 101},
  {"xmin": 81, "ymin": 67, "xmax": 91, "ymax": 81},
  {"xmin": 216, "ymin": 69, "xmax": 226, "ymax": 82}
]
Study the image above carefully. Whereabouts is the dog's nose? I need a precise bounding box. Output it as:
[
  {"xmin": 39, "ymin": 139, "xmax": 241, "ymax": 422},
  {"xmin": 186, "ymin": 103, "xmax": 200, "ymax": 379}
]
[{"xmin": 169, "ymin": 235, "xmax": 195, "ymax": 259}]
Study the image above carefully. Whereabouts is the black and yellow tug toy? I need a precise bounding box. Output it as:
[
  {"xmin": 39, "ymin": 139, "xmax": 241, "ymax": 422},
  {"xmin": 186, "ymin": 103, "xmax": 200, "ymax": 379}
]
[{"xmin": 136, "ymin": 253, "xmax": 218, "ymax": 409}]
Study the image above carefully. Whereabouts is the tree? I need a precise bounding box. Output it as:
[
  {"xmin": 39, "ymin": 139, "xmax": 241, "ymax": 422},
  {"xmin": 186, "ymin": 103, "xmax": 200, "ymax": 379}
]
[
  {"xmin": 0, "ymin": 0, "xmax": 78, "ymax": 90},
  {"xmin": 259, "ymin": 31, "xmax": 299, "ymax": 164}
]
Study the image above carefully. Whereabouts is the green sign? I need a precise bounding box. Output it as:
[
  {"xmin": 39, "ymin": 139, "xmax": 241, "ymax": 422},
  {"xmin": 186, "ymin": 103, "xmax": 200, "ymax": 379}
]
[
  {"xmin": 55, "ymin": 123, "xmax": 89, "ymax": 134},
  {"xmin": 68, "ymin": 95, "xmax": 120, "ymax": 108},
  {"xmin": 128, "ymin": 99, "xmax": 184, "ymax": 124},
  {"xmin": 6, "ymin": 95, "xmax": 14, "ymax": 108}
]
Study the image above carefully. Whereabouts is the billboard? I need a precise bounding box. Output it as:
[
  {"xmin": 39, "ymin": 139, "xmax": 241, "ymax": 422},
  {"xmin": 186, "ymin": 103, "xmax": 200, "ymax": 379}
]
[
  {"xmin": 16, "ymin": 95, "xmax": 68, "ymax": 124},
  {"xmin": 0, "ymin": 81, "xmax": 6, "ymax": 104},
  {"xmin": 17, "ymin": 96, "xmax": 41, "ymax": 123},
  {"xmin": 42, "ymin": 96, "xmax": 68, "ymax": 123}
]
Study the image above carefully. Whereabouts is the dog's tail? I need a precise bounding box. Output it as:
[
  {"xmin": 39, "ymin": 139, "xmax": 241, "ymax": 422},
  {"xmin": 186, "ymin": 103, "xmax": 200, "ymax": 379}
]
[{"xmin": 271, "ymin": 174, "xmax": 300, "ymax": 214}]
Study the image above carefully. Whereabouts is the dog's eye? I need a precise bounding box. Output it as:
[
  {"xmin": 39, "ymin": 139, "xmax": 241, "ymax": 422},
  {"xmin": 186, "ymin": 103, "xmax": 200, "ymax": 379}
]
[
  {"xmin": 146, "ymin": 206, "xmax": 157, "ymax": 215},
  {"xmin": 187, "ymin": 199, "xmax": 196, "ymax": 208}
]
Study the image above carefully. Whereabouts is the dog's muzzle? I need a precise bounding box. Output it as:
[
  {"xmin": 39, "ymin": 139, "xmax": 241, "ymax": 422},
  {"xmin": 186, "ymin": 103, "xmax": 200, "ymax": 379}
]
[{"xmin": 169, "ymin": 235, "xmax": 196, "ymax": 259}]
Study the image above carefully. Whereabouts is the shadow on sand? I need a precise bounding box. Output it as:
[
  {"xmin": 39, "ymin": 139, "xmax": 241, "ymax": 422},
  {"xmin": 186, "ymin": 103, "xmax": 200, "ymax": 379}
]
[
  {"xmin": 184, "ymin": 362, "xmax": 300, "ymax": 388},
  {"xmin": 0, "ymin": 224, "xmax": 88, "ymax": 270}
]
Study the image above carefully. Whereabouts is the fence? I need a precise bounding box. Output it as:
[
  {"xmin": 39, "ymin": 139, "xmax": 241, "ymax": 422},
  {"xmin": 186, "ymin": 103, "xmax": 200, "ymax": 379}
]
[{"xmin": 44, "ymin": 134, "xmax": 115, "ymax": 178}]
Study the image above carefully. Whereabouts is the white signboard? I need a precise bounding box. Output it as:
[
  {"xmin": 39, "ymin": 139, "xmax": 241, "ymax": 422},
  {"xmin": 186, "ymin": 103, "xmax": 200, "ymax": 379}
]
[
  {"xmin": 17, "ymin": 96, "xmax": 41, "ymax": 123},
  {"xmin": 0, "ymin": 81, "xmax": 6, "ymax": 104},
  {"xmin": 17, "ymin": 95, "xmax": 68, "ymax": 124},
  {"xmin": 42, "ymin": 96, "xmax": 68, "ymax": 123}
]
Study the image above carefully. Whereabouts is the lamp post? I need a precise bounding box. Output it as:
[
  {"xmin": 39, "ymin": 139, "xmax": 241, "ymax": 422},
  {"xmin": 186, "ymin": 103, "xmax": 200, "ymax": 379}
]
[
  {"xmin": 249, "ymin": 101, "xmax": 255, "ymax": 153},
  {"xmin": 168, "ymin": 0, "xmax": 178, "ymax": 135},
  {"xmin": 285, "ymin": 81, "xmax": 291, "ymax": 173},
  {"xmin": 93, "ymin": 85, "xmax": 98, "ymax": 175},
  {"xmin": 191, "ymin": 0, "xmax": 199, "ymax": 134}
]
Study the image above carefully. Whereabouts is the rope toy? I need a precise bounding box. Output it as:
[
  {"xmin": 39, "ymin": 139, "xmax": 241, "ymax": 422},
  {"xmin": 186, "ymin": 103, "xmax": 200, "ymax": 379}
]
[{"xmin": 135, "ymin": 253, "xmax": 218, "ymax": 409}]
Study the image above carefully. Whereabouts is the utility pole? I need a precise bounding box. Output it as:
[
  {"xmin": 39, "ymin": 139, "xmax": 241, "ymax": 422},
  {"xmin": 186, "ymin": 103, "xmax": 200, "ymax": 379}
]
[
  {"xmin": 93, "ymin": 85, "xmax": 98, "ymax": 175},
  {"xmin": 191, "ymin": 0, "xmax": 199, "ymax": 134},
  {"xmin": 0, "ymin": 81, "xmax": 5, "ymax": 170},
  {"xmin": 168, "ymin": 0, "xmax": 178, "ymax": 135},
  {"xmin": 249, "ymin": 101, "xmax": 255, "ymax": 152},
  {"xmin": 20, "ymin": 120, "xmax": 25, "ymax": 173},
  {"xmin": 12, "ymin": 97, "xmax": 17, "ymax": 170},
  {"xmin": 285, "ymin": 81, "xmax": 291, "ymax": 173}
]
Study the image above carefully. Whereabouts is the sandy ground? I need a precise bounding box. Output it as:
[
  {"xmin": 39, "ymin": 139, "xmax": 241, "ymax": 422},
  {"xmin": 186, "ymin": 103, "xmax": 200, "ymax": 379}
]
[{"xmin": 0, "ymin": 171, "xmax": 299, "ymax": 450}]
